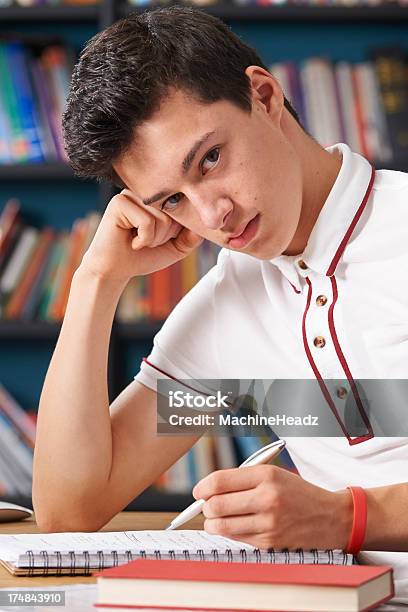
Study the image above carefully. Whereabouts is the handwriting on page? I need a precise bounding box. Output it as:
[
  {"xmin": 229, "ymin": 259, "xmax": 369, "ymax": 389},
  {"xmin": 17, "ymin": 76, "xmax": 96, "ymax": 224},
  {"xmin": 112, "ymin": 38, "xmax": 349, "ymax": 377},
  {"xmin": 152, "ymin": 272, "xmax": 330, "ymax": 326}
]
[
  {"xmin": 123, "ymin": 530, "xmax": 256, "ymax": 552},
  {"xmin": 0, "ymin": 530, "xmax": 255, "ymax": 562}
]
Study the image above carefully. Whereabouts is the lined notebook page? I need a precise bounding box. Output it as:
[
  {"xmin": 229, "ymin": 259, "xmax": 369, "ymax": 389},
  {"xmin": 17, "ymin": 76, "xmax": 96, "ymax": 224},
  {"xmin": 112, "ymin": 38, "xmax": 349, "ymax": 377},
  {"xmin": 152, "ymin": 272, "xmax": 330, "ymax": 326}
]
[
  {"xmin": 1, "ymin": 530, "xmax": 255, "ymax": 563},
  {"xmin": 0, "ymin": 530, "xmax": 353, "ymax": 573}
]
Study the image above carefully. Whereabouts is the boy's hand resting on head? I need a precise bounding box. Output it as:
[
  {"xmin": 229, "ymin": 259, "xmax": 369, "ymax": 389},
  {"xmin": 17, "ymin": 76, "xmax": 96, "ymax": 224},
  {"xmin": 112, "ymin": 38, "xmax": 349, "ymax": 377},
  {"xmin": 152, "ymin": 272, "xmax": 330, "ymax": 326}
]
[
  {"xmin": 80, "ymin": 189, "xmax": 203, "ymax": 283},
  {"xmin": 192, "ymin": 465, "xmax": 352, "ymax": 551}
]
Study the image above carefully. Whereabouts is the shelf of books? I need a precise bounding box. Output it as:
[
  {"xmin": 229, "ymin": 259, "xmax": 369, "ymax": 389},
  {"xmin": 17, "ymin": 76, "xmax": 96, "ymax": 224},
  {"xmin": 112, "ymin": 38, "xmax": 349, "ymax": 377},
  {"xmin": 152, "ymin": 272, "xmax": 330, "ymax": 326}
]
[
  {"xmin": 0, "ymin": 200, "xmax": 222, "ymax": 328},
  {"xmin": 0, "ymin": 38, "xmax": 407, "ymax": 172}
]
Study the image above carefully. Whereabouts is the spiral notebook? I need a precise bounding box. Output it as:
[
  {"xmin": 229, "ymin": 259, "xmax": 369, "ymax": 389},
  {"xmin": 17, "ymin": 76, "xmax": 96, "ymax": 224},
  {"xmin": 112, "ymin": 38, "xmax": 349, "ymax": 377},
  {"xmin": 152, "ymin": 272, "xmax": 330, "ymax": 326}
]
[{"xmin": 0, "ymin": 530, "xmax": 354, "ymax": 576}]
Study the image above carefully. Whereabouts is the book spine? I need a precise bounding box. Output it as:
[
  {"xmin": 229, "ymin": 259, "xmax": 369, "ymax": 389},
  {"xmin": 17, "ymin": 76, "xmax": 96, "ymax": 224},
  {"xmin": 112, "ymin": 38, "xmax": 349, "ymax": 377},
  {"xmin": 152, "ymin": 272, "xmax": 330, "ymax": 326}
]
[
  {"xmin": 0, "ymin": 42, "xmax": 29, "ymax": 162},
  {"xmin": 42, "ymin": 233, "xmax": 69, "ymax": 321},
  {"xmin": 351, "ymin": 66, "xmax": 370, "ymax": 159},
  {"xmin": 0, "ymin": 199, "xmax": 21, "ymax": 272},
  {"xmin": 30, "ymin": 59, "xmax": 59, "ymax": 161},
  {"xmin": 0, "ymin": 382, "xmax": 36, "ymax": 448},
  {"xmin": 0, "ymin": 412, "xmax": 33, "ymax": 493},
  {"xmin": 334, "ymin": 62, "xmax": 363, "ymax": 155},
  {"xmin": 6, "ymin": 41, "xmax": 44, "ymax": 163},
  {"xmin": 21, "ymin": 238, "xmax": 56, "ymax": 321},
  {"xmin": 5, "ymin": 228, "xmax": 55, "ymax": 319},
  {"xmin": 37, "ymin": 234, "xmax": 65, "ymax": 320},
  {"xmin": 40, "ymin": 47, "xmax": 69, "ymax": 161},
  {"xmin": 361, "ymin": 63, "xmax": 393, "ymax": 163},
  {"xmin": 0, "ymin": 86, "xmax": 12, "ymax": 163},
  {"xmin": 371, "ymin": 47, "xmax": 408, "ymax": 161},
  {"xmin": 0, "ymin": 227, "xmax": 39, "ymax": 316}
]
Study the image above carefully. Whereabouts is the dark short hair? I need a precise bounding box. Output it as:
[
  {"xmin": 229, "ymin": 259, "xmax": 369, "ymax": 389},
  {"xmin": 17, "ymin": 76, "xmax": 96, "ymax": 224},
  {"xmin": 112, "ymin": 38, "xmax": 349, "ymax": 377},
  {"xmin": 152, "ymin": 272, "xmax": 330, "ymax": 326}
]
[{"xmin": 62, "ymin": 5, "xmax": 300, "ymax": 186}]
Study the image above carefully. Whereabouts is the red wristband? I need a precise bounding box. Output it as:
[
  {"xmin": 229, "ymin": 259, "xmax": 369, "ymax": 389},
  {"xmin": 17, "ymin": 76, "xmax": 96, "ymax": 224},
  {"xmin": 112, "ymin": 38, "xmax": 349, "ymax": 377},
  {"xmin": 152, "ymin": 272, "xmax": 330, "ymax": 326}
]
[{"xmin": 345, "ymin": 486, "xmax": 367, "ymax": 555}]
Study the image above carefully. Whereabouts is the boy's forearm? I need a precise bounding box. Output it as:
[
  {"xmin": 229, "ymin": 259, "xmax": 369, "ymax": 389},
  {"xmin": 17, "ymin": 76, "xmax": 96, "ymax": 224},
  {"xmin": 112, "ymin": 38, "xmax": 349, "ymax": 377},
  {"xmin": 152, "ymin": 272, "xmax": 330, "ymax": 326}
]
[{"xmin": 33, "ymin": 264, "xmax": 127, "ymax": 529}]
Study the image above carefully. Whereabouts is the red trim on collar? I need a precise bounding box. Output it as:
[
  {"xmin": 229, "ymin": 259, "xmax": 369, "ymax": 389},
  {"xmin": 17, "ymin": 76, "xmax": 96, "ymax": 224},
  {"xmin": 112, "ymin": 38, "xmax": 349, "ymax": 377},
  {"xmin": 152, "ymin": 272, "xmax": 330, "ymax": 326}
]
[
  {"xmin": 326, "ymin": 165, "xmax": 376, "ymax": 277},
  {"xmin": 289, "ymin": 281, "xmax": 301, "ymax": 294}
]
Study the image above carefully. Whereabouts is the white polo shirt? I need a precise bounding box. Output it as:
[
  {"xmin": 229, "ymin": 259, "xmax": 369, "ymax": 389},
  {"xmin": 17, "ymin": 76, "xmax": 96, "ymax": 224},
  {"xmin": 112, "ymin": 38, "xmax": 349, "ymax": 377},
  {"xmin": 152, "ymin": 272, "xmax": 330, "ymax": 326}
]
[{"xmin": 134, "ymin": 143, "xmax": 408, "ymax": 598}]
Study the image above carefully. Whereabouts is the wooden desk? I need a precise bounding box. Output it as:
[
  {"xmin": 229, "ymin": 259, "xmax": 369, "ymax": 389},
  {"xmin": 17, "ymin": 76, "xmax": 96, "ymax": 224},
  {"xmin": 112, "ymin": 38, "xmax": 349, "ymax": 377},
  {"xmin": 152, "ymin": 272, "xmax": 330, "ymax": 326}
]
[{"xmin": 0, "ymin": 512, "xmax": 203, "ymax": 587}]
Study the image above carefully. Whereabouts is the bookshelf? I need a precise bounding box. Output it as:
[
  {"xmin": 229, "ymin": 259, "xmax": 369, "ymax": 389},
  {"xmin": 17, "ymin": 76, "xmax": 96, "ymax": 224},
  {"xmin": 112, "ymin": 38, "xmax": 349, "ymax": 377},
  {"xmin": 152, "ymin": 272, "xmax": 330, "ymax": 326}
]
[{"xmin": 0, "ymin": 0, "xmax": 407, "ymax": 510}]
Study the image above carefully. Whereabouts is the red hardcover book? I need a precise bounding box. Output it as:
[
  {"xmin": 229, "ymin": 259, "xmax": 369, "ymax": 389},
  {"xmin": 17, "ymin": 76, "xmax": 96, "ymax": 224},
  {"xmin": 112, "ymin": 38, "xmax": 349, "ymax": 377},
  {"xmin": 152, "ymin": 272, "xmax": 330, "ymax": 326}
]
[{"xmin": 95, "ymin": 559, "xmax": 394, "ymax": 612}]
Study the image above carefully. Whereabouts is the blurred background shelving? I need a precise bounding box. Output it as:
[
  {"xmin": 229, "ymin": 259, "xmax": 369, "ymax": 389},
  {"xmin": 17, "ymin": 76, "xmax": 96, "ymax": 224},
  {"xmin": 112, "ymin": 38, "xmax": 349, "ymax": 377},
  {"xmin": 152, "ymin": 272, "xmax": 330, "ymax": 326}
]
[{"xmin": 0, "ymin": 0, "xmax": 407, "ymax": 511}]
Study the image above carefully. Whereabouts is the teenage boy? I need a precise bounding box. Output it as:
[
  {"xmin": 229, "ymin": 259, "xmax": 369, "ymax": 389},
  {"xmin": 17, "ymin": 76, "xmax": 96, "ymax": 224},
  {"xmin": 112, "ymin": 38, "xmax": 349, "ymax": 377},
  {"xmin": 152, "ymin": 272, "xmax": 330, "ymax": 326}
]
[{"xmin": 33, "ymin": 6, "xmax": 408, "ymax": 595}]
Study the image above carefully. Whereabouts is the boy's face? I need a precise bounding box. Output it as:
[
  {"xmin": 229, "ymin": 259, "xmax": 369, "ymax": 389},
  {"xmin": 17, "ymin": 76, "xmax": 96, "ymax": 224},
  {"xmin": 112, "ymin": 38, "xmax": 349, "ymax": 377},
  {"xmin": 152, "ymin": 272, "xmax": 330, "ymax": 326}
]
[{"xmin": 114, "ymin": 84, "xmax": 304, "ymax": 260}]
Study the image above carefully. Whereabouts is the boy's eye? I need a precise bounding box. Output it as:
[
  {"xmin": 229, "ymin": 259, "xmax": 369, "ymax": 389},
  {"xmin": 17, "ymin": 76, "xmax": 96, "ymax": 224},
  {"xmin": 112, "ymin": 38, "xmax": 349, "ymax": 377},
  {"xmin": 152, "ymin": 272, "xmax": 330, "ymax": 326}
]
[
  {"xmin": 201, "ymin": 147, "xmax": 220, "ymax": 172},
  {"xmin": 160, "ymin": 147, "xmax": 220, "ymax": 212},
  {"xmin": 161, "ymin": 192, "xmax": 183, "ymax": 211}
]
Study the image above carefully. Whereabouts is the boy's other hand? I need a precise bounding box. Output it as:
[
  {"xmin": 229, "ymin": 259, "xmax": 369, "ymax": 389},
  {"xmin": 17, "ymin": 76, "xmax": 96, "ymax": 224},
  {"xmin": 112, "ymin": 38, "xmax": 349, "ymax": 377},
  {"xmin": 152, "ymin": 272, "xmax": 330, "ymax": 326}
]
[
  {"xmin": 80, "ymin": 189, "xmax": 203, "ymax": 283},
  {"xmin": 193, "ymin": 465, "xmax": 352, "ymax": 552}
]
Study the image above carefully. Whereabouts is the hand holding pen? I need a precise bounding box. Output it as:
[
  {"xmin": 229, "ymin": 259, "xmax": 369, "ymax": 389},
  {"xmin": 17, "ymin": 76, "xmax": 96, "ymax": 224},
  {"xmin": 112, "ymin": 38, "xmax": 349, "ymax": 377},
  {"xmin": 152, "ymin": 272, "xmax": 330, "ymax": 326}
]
[
  {"xmin": 182, "ymin": 439, "xmax": 353, "ymax": 553},
  {"xmin": 166, "ymin": 439, "xmax": 286, "ymax": 530}
]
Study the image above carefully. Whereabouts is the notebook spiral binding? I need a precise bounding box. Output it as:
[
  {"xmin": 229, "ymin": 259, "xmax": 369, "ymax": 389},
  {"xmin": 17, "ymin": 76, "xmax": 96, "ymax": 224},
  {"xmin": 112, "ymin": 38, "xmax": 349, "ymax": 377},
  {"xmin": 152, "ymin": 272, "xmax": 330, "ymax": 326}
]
[{"xmin": 23, "ymin": 547, "xmax": 351, "ymax": 576}]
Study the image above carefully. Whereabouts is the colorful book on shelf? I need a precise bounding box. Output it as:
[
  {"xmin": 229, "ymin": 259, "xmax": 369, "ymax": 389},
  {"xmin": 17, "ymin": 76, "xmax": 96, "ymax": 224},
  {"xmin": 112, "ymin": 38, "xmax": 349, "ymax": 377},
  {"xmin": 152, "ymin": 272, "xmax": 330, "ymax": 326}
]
[
  {"xmin": 44, "ymin": 231, "xmax": 71, "ymax": 321},
  {"xmin": 6, "ymin": 40, "xmax": 44, "ymax": 163},
  {"xmin": 0, "ymin": 82, "xmax": 12, "ymax": 164},
  {"xmin": 0, "ymin": 412, "xmax": 32, "ymax": 495},
  {"xmin": 356, "ymin": 62, "xmax": 392, "ymax": 163},
  {"xmin": 0, "ymin": 226, "xmax": 39, "ymax": 316},
  {"xmin": 5, "ymin": 227, "xmax": 54, "ymax": 319},
  {"xmin": 38, "ymin": 232, "xmax": 67, "ymax": 320},
  {"xmin": 40, "ymin": 45, "xmax": 72, "ymax": 163},
  {"xmin": 30, "ymin": 55, "xmax": 60, "ymax": 161},
  {"xmin": 371, "ymin": 46, "xmax": 408, "ymax": 162},
  {"xmin": 0, "ymin": 382, "xmax": 36, "ymax": 449},
  {"xmin": 95, "ymin": 559, "xmax": 394, "ymax": 612},
  {"xmin": 50, "ymin": 217, "xmax": 88, "ymax": 320},
  {"xmin": 20, "ymin": 237, "xmax": 57, "ymax": 320},
  {"xmin": 21, "ymin": 238, "xmax": 59, "ymax": 321},
  {"xmin": 0, "ymin": 42, "xmax": 29, "ymax": 162},
  {"xmin": 0, "ymin": 199, "xmax": 22, "ymax": 274}
]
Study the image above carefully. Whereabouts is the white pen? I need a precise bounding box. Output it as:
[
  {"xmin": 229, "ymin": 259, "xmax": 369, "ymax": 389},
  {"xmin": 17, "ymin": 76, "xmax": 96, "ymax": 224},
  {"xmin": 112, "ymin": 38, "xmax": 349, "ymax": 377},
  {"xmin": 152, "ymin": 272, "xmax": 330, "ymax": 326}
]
[{"xmin": 166, "ymin": 439, "xmax": 286, "ymax": 531}]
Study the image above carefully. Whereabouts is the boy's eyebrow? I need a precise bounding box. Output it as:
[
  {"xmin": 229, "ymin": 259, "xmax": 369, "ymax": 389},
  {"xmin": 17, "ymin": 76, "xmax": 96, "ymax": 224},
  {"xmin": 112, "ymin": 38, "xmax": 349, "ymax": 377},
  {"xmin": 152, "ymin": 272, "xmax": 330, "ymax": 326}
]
[{"xmin": 142, "ymin": 130, "xmax": 216, "ymax": 206}]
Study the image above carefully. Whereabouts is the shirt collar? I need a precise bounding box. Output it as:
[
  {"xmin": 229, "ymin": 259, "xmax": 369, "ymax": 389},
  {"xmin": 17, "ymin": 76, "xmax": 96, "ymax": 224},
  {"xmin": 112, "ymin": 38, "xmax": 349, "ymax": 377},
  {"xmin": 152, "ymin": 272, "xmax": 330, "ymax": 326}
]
[{"xmin": 269, "ymin": 143, "xmax": 374, "ymax": 291}]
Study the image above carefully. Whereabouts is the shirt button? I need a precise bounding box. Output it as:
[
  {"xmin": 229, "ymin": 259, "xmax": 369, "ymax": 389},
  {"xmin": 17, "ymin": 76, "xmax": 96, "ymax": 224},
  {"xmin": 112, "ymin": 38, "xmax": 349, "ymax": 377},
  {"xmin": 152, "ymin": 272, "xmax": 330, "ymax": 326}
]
[
  {"xmin": 336, "ymin": 386, "xmax": 348, "ymax": 399},
  {"xmin": 316, "ymin": 295, "xmax": 328, "ymax": 307},
  {"xmin": 313, "ymin": 336, "xmax": 326, "ymax": 348},
  {"xmin": 297, "ymin": 259, "xmax": 308, "ymax": 270}
]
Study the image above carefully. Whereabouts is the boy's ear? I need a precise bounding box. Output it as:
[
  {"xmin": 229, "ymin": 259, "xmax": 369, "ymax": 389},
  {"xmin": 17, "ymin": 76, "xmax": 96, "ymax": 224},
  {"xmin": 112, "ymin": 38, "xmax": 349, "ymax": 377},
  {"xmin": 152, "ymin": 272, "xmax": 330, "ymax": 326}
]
[{"xmin": 245, "ymin": 65, "xmax": 284, "ymax": 126}]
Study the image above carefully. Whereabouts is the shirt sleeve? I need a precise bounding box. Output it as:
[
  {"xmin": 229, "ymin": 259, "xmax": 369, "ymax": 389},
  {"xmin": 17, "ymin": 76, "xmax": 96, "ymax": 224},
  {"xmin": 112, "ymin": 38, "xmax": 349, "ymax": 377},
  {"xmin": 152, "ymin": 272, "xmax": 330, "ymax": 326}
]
[{"xmin": 134, "ymin": 250, "xmax": 227, "ymax": 395}]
